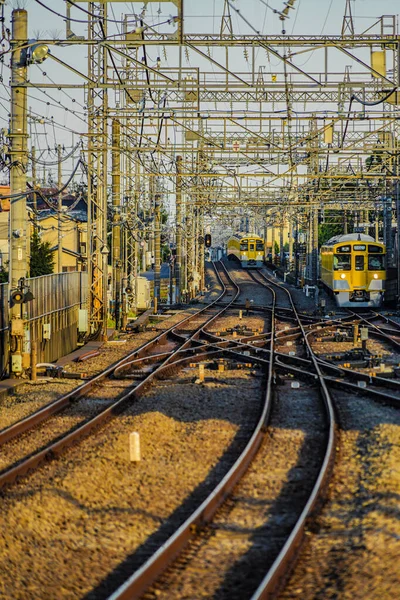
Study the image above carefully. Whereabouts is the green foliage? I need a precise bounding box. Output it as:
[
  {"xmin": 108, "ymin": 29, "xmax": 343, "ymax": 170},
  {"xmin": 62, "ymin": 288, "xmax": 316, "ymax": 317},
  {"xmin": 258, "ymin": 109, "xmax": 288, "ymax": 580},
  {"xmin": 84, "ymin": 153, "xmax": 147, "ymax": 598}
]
[
  {"xmin": 318, "ymin": 209, "xmax": 354, "ymax": 247},
  {"xmin": 161, "ymin": 243, "xmax": 170, "ymax": 262},
  {"xmin": 0, "ymin": 266, "xmax": 8, "ymax": 283},
  {"xmin": 318, "ymin": 222, "xmax": 343, "ymax": 246},
  {"xmin": 274, "ymin": 240, "xmax": 279, "ymax": 255},
  {"xmin": 30, "ymin": 231, "xmax": 55, "ymax": 277}
]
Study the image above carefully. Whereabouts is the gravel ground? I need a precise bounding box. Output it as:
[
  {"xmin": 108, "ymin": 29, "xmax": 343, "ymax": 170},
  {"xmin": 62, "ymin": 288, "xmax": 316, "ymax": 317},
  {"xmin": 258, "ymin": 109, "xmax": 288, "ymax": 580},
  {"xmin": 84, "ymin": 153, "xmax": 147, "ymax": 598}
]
[
  {"xmin": 0, "ymin": 310, "xmax": 195, "ymax": 433},
  {"xmin": 280, "ymin": 389, "xmax": 400, "ymax": 599},
  {"xmin": 0, "ymin": 364, "xmax": 265, "ymax": 600},
  {"xmin": 146, "ymin": 376, "xmax": 328, "ymax": 600}
]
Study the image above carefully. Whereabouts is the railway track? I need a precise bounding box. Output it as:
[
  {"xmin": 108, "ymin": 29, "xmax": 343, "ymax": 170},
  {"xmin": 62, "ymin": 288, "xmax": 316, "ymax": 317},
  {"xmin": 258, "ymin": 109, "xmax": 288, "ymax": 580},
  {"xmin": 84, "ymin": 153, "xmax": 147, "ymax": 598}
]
[
  {"xmin": 105, "ymin": 264, "xmax": 337, "ymax": 600},
  {"xmin": 2, "ymin": 263, "xmax": 400, "ymax": 599},
  {"xmin": 0, "ymin": 261, "xmax": 242, "ymax": 488}
]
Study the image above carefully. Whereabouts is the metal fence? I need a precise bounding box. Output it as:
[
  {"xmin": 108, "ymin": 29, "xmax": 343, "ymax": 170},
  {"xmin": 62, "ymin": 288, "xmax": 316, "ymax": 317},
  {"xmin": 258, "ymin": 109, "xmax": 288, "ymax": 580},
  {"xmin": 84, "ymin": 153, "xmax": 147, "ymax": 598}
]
[{"xmin": 0, "ymin": 271, "xmax": 88, "ymax": 376}]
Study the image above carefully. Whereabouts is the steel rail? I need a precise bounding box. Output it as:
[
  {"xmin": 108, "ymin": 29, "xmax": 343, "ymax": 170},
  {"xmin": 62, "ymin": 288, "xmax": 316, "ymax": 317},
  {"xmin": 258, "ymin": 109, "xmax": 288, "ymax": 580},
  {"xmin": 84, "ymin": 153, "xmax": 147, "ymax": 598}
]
[
  {"xmin": 249, "ymin": 268, "xmax": 337, "ymax": 600},
  {"xmin": 108, "ymin": 263, "xmax": 277, "ymax": 600},
  {"xmin": 0, "ymin": 262, "xmax": 241, "ymax": 488},
  {"xmin": 0, "ymin": 262, "xmax": 232, "ymax": 447}
]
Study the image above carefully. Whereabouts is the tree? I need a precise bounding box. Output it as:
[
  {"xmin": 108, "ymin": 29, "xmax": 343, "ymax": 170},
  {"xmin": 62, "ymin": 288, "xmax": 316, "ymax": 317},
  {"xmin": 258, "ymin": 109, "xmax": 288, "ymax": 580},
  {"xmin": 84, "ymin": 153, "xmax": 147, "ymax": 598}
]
[
  {"xmin": 0, "ymin": 265, "xmax": 8, "ymax": 283},
  {"xmin": 30, "ymin": 231, "xmax": 55, "ymax": 277}
]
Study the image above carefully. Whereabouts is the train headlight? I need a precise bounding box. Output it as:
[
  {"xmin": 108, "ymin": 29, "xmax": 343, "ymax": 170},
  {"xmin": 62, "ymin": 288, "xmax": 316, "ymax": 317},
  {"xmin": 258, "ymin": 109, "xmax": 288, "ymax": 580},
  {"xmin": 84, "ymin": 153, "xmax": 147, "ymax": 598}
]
[
  {"xmin": 340, "ymin": 274, "xmax": 346, "ymax": 279},
  {"xmin": 373, "ymin": 273, "xmax": 378, "ymax": 279}
]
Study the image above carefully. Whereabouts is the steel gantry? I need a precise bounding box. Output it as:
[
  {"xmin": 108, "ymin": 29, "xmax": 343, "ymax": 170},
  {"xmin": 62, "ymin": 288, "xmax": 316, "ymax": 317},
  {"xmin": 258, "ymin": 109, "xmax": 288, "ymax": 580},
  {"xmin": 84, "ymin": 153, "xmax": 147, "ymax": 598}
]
[{"xmin": 7, "ymin": 0, "xmax": 400, "ymax": 337}]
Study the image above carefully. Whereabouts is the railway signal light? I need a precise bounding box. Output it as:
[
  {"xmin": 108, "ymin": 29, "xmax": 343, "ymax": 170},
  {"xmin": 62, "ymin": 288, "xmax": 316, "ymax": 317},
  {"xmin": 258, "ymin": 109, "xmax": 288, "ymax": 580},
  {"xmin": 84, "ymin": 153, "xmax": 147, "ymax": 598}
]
[
  {"xmin": 10, "ymin": 290, "xmax": 24, "ymax": 305},
  {"xmin": 205, "ymin": 234, "xmax": 212, "ymax": 247}
]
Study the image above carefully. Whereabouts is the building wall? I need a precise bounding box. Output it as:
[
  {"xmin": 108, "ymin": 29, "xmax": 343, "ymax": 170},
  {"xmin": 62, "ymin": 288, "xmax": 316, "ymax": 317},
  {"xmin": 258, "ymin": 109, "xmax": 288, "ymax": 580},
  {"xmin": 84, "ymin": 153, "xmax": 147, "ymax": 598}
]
[{"xmin": 36, "ymin": 214, "xmax": 87, "ymax": 272}]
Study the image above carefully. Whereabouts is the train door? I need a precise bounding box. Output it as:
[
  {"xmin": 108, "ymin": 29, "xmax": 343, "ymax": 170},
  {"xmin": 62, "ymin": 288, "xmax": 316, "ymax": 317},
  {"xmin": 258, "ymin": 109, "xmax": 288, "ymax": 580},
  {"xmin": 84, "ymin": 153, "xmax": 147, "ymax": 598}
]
[
  {"xmin": 353, "ymin": 243, "xmax": 367, "ymax": 290},
  {"xmin": 354, "ymin": 254, "xmax": 366, "ymax": 288},
  {"xmin": 248, "ymin": 240, "xmax": 256, "ymax": 260}
]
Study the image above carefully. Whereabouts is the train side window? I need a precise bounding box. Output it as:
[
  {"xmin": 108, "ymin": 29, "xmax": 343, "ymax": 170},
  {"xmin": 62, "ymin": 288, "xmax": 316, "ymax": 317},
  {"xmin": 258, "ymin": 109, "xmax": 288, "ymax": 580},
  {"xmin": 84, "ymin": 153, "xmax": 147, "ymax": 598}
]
[
  {"xmin": 355, "ymin": 256, "xmax": 364, "ymax": 271},
  {"xmin": 368, "ymin": 255, "xmax": 385, "ymax": 270},
  {"xmin": 240, "ymin": 242, "xmax": 248, "ymax": 251},
  {"xmin": 333, "ymin": 254, "xmax": 351, "ymax": 270}
]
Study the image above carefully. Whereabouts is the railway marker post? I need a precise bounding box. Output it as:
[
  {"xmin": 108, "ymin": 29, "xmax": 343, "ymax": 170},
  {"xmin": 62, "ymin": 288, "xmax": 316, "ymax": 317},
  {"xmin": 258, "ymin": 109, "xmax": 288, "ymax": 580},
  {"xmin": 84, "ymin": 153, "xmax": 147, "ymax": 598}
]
[
  {"xmin": 130, "ymin": 432, "xmax": 141, "ymax": 462},
  {"xmin": 198, "ymin": 363, "xmax": 205, "ymax": 382},
  {"xmin": 353, "ymin": 324, "xmax": 359, "ymax": 346},
  {"xmin": 360, "ymin": 326, "xmax": 369, "ymax": 351}
]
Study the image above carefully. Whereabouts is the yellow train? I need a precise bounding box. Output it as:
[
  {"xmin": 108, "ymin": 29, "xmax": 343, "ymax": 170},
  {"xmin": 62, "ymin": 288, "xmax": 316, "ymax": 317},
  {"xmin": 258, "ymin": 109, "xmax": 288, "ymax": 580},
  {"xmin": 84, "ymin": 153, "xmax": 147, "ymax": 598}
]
[
  {"xmin": 227, "ymin": 233, "xmax": 264, "ymax": 268},
  {"xmin": 320, "ymin": 233, "xmax": 385, "ymax": 308}
]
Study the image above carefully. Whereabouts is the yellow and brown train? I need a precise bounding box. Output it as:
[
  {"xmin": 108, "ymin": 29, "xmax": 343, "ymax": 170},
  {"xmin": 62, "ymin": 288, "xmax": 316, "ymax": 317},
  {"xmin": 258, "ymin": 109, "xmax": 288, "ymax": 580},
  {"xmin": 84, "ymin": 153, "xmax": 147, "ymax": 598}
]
[
  {"xmin": 227, "ymin": 233, "xmax": 265, "ymax": 268},
  {"xmin": 320, "ymin": 233, "xmax": 385, "ymax": 308}
]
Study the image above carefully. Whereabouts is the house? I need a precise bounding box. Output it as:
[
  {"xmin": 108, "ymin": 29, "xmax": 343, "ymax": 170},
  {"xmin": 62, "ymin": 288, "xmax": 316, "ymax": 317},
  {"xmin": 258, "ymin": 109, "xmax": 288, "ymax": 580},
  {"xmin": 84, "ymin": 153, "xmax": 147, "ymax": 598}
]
[
  {"xmin": 0, "ymin": 185, "xmax": 88, "ymax": 274},
  {"xmin": 33, "ymin": 192, "xmax": 88, "ymax": 272}
]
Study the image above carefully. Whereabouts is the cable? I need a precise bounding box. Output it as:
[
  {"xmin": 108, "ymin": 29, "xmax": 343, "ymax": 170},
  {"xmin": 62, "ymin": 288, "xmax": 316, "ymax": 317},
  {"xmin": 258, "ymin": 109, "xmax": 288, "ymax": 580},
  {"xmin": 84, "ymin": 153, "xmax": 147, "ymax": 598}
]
[
  {"xmin": 340, "ymin": 87, "xmax": 397, "ymax": 147},
  {"xmin": 0, "ymin": 158, "xmax": 83, "ymax": 200}
]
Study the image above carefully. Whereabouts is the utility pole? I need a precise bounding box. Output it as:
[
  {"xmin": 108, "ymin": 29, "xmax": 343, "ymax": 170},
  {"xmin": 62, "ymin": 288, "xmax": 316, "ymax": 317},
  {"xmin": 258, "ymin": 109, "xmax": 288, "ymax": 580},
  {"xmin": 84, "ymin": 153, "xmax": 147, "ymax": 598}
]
[
  {"xmin": 175, "ymin": 155, "xmax": 183, "ymax": 303},
  {"xmin": 9, "ymin": 8, "xmax": 28, "ymax": 376},
  {"xmin": 111, "ymin": 118, "xmax": 121, "ymax": 329},
  {"xmin": 154, "ymin": 193, "xmax": 161, "ymax": 307},
  {"xmin": 57, "ymin": 144, "xmax": 63, "ymax": 273},
  {"xmin": 31, "ymin": 145, "xmax": 37, "ymax": 232}
]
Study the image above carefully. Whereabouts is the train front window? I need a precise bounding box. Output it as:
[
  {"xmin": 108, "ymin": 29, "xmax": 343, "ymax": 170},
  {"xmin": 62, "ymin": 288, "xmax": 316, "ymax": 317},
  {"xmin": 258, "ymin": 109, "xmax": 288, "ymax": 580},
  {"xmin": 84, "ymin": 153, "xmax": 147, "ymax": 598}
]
[
  {"xmin": 355, "ymin": 256, "xmax": 364, "ymax": 271},
  {"xmin": 368, "ymin": 255, "xmax": 385, "ymax": 270},
  {"xmin": 240, "ymin": 242, "xmax": 248, "ymax": 251},
  {"xmin": 333, "ymin": 254, "xmax": 351, "ymax": 270},
  {"xmin": 256, "ymin": 240, "xmax": 264, "ymax": 251},
  {"xmin": 249, "ymin": 244, "xmax": 255, "ymax": 251}
]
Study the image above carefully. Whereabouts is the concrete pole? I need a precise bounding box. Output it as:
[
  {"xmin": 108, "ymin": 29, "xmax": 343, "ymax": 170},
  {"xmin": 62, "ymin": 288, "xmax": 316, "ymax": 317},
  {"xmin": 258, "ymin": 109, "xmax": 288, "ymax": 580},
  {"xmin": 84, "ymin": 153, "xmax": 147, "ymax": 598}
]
[
  {"xmin": 279, "ymin": 222, "xmax": 284, "ymax": 265},
  {"xmin": 57, "ymin": 144, "xmax": 63, "ymax": 273},
  {"xmin": 175, "ymin": 155, "xmax": 183, "ymax": 303},
  {"xmin": 199, "ymin": 207, "xmax": 205, "ymax": 292},
  {"xmin": 288, "ymin": 213, "xmax": 294, "ymax": 267},
  {"xmin": 271, "ymin": 222, "xmax": 275, "ymax": 262},
  {"xmin": 31, "ymin": 146, "xmax": 37, "ymax": 232},
  {"xmin": 186, "ymin": 201, "xmax": 194, "ymax": 298},
  {"xmin": 154, "ymin": 194, "xmax": 161, "ymax": 306},
  {"xmin": 111, "ymin": 118, "xmax": 121, "ymax": 329},
  {"xmin": 10, "ymin": 9, "xmax": 28, "ymax": 288},
  {"xmin": 312, "ymin": 207, "xmax": 319, "ymax": 283},
  {"xmin": 9, "ymin": 9, "xmax": 28, "ymax": 375},
  {"xmin": 148, "ymin": 174, "xmax": 155, "ymax": 267}
]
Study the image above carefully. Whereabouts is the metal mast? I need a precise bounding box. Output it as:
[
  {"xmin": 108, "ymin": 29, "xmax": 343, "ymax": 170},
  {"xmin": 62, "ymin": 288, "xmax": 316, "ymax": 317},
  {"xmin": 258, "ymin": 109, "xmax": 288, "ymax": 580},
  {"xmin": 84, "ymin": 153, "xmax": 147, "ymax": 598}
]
[{"xmin": 86, "ymin": 2, "xmax": 109, "ymax": 338}]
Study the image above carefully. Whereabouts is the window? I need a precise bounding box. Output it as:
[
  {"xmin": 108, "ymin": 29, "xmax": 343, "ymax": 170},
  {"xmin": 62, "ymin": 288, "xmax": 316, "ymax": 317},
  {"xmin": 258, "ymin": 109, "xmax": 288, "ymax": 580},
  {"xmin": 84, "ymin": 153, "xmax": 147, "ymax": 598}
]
[
  {"xmin": 249, "ymin": 244, "xmax": 255, "ymax": 251},
  {"xmin": 368, "ymin": 245, "xmax": 383, "ymax": 254},
  {"xmin": 240, "ymin": 242, "xmax": 248, "ymax": 251},
  {"xmin": 256, "ymin": 240, "xmax": 264, "ymax": 251},
  {"xmin": 355, "ymin": 256, "xmax": 364, "ymax": 271},
  {"xmin": 333, "ymin": 254, "xmax": 351, "ymax": 270},
  {"xmin": 336, "ymin": 245, "xmax": 351, "ymax": 253},
  {"xmin": 353, "ymin": 244, "xmax": 366, "ymax": 251},
  {"xmin": 368, "ymin": 255, "xmax": 385, "ymax": 270}
]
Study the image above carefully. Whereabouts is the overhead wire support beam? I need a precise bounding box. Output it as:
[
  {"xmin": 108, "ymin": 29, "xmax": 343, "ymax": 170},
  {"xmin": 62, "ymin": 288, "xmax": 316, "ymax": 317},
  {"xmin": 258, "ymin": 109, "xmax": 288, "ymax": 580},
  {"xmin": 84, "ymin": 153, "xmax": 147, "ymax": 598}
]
[{"xmin": 185, "ymin": 43, "xmax": 251, "ymax": 87}]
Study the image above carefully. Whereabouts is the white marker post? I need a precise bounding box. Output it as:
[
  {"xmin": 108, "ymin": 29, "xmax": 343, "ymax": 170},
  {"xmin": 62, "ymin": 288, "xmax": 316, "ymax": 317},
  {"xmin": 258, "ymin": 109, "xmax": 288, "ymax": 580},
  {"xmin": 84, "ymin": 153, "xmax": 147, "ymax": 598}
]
[{"xmin": 130, "ymin": 432, "xmax": 141, "ymax": 462}]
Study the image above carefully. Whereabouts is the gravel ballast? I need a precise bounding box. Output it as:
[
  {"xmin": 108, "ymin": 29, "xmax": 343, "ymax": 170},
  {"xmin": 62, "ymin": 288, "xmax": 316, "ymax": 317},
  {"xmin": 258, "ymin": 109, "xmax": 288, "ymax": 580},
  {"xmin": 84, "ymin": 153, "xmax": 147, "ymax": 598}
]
[
  {"xmin": 0, "ymin": 363, "xmax": 265, "ymax": 599},
  {"xmin": 280, "ymin": 390, "xmax": 400, "ymax": 599}
]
